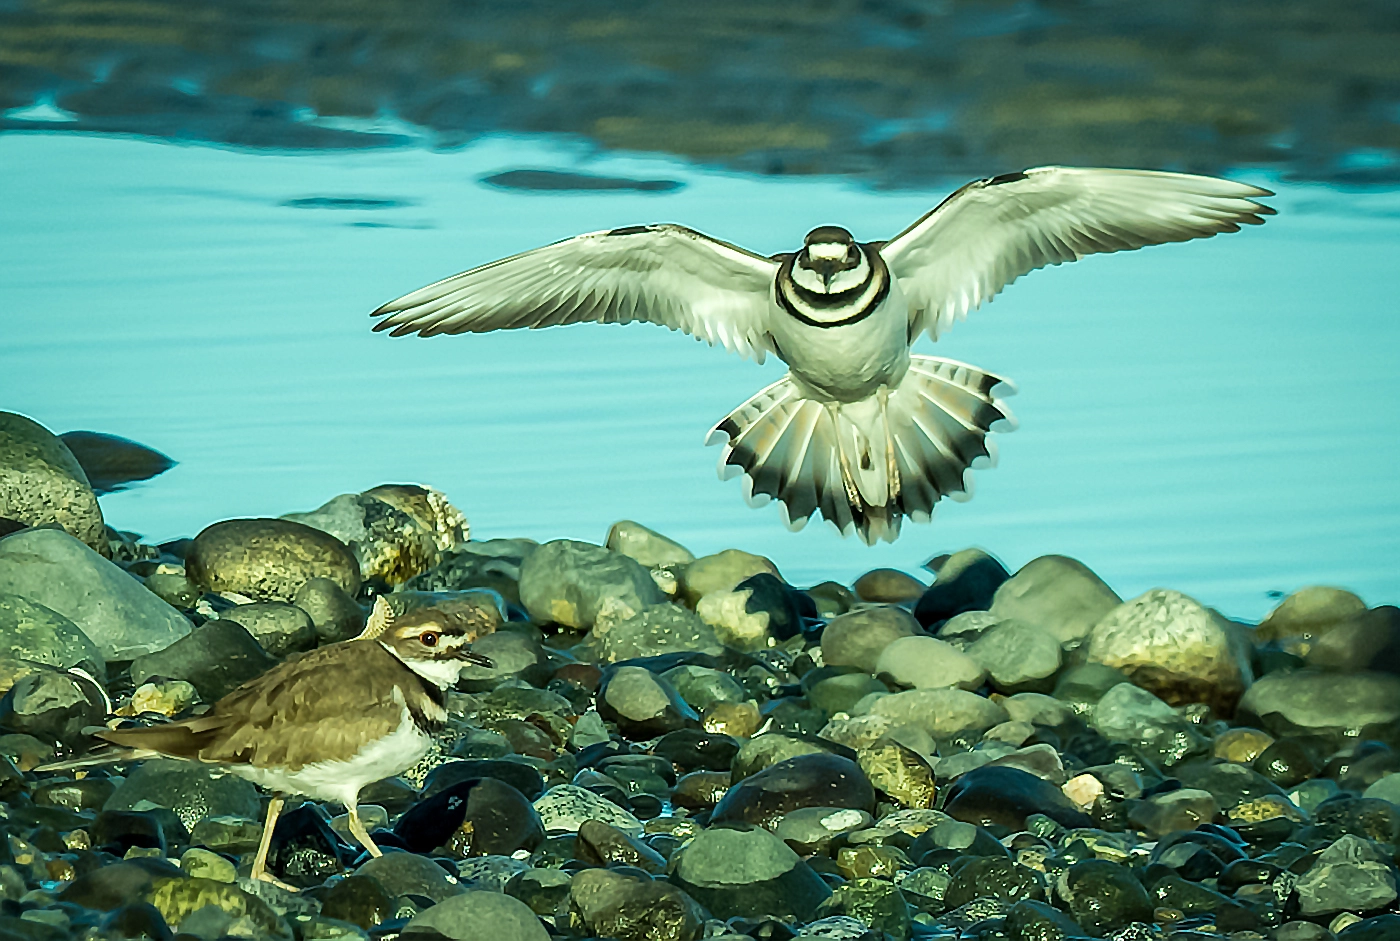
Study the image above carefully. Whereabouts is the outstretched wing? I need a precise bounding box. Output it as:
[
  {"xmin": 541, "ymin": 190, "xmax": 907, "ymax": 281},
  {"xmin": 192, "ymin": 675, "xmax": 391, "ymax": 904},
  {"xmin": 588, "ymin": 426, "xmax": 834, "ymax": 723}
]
[
  {"xmin": 881, "ymin": 167, "xmax": 1276, "ymax": 342},
  {"xmin": 371, "ymin": 223, "xmax": 781, "ymax": 362}
]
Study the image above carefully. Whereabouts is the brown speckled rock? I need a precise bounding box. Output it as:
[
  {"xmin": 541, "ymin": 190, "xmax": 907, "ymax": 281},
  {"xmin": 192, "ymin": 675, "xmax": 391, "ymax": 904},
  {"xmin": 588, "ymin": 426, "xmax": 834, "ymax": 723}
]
[
  {"xmin": 0, "ymin": 412, "xmax": 106, "ymax": 555},
  {"xmin": 186, "ymin": 518, "xmax": 361, "ymax": 602}
]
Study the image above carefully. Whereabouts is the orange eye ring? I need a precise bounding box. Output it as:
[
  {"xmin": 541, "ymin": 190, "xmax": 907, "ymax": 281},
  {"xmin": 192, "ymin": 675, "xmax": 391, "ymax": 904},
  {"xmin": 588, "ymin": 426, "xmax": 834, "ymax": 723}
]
[{"xmin": 419, "ymin": 632, "xmax": 439, "ymax": 647}]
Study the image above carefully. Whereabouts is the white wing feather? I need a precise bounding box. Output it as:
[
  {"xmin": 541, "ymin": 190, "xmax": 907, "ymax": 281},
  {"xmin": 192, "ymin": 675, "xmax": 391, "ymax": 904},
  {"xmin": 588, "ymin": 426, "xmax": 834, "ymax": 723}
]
[
  {"xmin": 372, "ymin": 224, "xmax": 780, "ymax": 362},
  {"xmin": 881, "ymin": 167, "xmax": 1275, "ymax": 342}
]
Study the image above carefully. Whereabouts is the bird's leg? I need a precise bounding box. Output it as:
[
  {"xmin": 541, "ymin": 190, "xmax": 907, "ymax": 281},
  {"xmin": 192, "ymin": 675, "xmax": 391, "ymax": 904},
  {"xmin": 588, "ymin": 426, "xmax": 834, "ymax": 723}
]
[
  {"xmin": 250, "ymin": 796, "xmax": 299, "ymax": 892},
  {"xmin": 828, "ymin": 404, "xmax": 864, "ymax": 513},
  {"xmin": 345, "ymin": 804, "xmax": 383, "ymax": 859}
]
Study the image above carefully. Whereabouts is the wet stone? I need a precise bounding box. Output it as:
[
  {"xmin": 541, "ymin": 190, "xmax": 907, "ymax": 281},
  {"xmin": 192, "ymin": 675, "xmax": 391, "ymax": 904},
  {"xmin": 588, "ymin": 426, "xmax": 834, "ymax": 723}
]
[
  {"xmin": 990, "ymin": 555, "xmax": 1121, "ymax": 645},
  {"xmin": 943, "ymin": 856, "xmax": 1045, "ymax": 908},
  {"xmin": 679, "ymin": 548, "xmax": 780, "ymax": 605},
  {"xmin": 966, "ymin": 619, "xmax": 1062, "ymax": 693},
  {"xmin": 913, "ymin": 549, "xmax": 1010, "ymax": 627},
  {"xmin": 292, "ymin": 576, "xmax": 365, "ymax": 644},
  {"xmin": 0, "ymin": 667, "xmax": 106, "ymax": 746},
  {"xmin": 600, "ymin": 604, "xmax": 723, "ymax": 663},
  {"xmin": 218, "ymin": 601, "xmax": 317, "ymax": 657},
  {"xmin": 401, "ymin": 889, "xmax": 548, "ymax": 941},
  {"xmin": 672, "ymin": 770, "xmax": 731, "ymax": 810},
  {"xmin": 1002, "ymin": 898, "xmax": 1085, "ymax": 940},
  {"xmin": 0, "ymin": 528, "xmax": 192, "ymax": 660},
  {"xmin": 421, "ymin": 758, "xmax": 545, "ymax": 801},
  {"xmin": 575, "ymin": 818, "xmax": 668, "ymax": 873},
  {"xmin": 596, "ymin": 665, "xmax": 699, "ymax": 737},
  {"xmin": 652, "ymin": 729, "xmax": 740, "ymax": 773},
  {"xmin": 394, "ymin": 777, "xmax": 544, "ymax": 858},
  {"xmin": 1213, "ymin": 727, "xmax": 1275, "ymax": 763},
  {"xmin": 1060, "ymin": 859, "xmax": 1153, "ymax": 937},
  {"xmin": 356, "ymin": 852, "xmax": 465, "ymax": 903},
  {"xmin": 1238, "ymin": 670, "xmax": 1400, "ymax": 743},
  {"xmin": 569, "ymin": 867, "xmax": 705, "ymax": 941},
  {"xmin": 866, "ymin": 687, "xmax": 1009, "ymax": 737},
  {"xmin": 816, "ymin": 877, "xmax": 911, "ymax": 941},
  {"xmin": 532, "ymin": 784, "xmax": 644, "ymax": 837},
  {"xmin": 1296, "ymin": 833, "xmax": 1398, "ymax": 916},
  {"xmin": 517, "ymin": 539, "xmax": 664, "ymax": 630},
  {"xmin": 268, "ymin": 804, "xmax": 348, "ymax": 888},
  {"xmin": 0, "ymin": 411, "xmax": 106, "ymax": 553},
  {"xmin": 773, "ymin": 807, "xmax": 873, "ymax": 854},
  {"xmin": 856, "ymin": 740, "xmax": 936, "ymax": 808},
  {"xmin": 942, "ymin": 766, "xmax": 1093, "ymax": 831},
  {"xmin": 504, "ymin": 866, "xmax": 573, "ymax": 918},
  {"xmin": 129, "ymin": 618, "xmax": 278, "ymax": 702},
  {"xmin": 671, "ymin": 823, "xmax": 831, "ymax": 922},
  {"xmin": 180, "ymin": 848, "xmax": 237, "ymax": 883},
  {"xmin": 821, "ymin": 606, "xmax": 920, "ymax": 673},
  {"xmin": 104, "ymin": 759, "xmax": 261, "ymax": 834},
  {"xmin": 875, "ymin": 635, "xmax": 986, "ymax": 691},
  {"xmin": 0, "ymin": 593, "xmax": 105, "ymax": 680},
  {"xmin": 1257, "ymin": 586, "xmax": 1368, "ymax": 641},
  {"xmin": 187, "ymin": 517, "xmax": 362, "ymax": 602},
  {"xmin": 853, "ymin": 568, "xmax": 926, "ymax": 604},
  {"xmin": 711, "ymin": 753, "xmax": 875, "ymax": 828},
  {"xmin": 661, "ymin": 665, "xmax": 748, "ymax": 714},
  {"xmin": 457, "ymin": 855, "xmax": 530, "ymax": 891}
]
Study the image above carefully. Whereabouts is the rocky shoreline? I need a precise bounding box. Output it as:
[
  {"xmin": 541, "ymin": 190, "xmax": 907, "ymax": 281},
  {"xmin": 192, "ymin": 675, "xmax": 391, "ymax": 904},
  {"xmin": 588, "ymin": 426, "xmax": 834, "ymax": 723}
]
[{"xmin": 1, "ymin": 410, "xmax": 1398, "ymax": 941}]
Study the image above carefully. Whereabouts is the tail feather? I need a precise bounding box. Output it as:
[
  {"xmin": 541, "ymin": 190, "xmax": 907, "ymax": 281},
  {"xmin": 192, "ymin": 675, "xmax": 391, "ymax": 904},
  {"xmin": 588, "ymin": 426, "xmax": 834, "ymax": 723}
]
[{"xmin": 708, "ymin": 355, "xmax": 1015, "ymax": 544}]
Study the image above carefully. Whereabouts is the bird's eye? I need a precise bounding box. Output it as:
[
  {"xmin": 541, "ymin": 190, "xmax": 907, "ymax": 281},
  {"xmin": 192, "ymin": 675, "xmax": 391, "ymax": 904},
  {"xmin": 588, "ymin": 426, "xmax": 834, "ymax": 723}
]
[{"xmin": 419, "ymin": 632, "xmax": 439, "ymax": 647}]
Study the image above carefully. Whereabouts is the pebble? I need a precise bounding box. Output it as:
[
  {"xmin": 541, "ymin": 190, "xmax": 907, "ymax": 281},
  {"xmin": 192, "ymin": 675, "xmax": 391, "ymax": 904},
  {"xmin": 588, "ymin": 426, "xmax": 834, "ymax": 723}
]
[
  {"xmin": 0, "ymin": 528, "xmax": 192, "ymax": 660},
  {"xmin": 1256, "ymin": 585, "xmax": 1368, "ymax": 640},
  {"xmin": 671, "ymin": 823, "xmax": 832, "ymax": 921},
  {"xmin": 1238, "ymin": 669, "xmax": 1400, "ymax": 742},
  {"xmin": 874, "ymin": 635, "xmax": 986, "ymax": 690},
  {"xmin": 0, "ymin": 592, "xmax": 105, "ymax": 679},
  {"xmin": 852, "ymin": 567, "xmax": 926, "ymax": 604},
  {"xmin": 0, "ymin": 411, "xmax": 107, "ymax": 554},
  {"xmin": 186, "ymin": 517, "xmax": 362, "ymax": 601},
  {"xmin": 218, "ymin": 601, "xmax": 318, "ymax": 657},
  {"xmin": 599, "ymin": 603, "xmax": 723, "ymax": 662},
  {"xmin": 678, "ymin": 548, "xmax": 779, "ymax": 604},
  {"xmin": 913, "ymin": 549, "xmax": 1010, "ymax": 626},
  {"xmin": 989, "ymin": 554, "xmax": 1122, "ymax": 644},
  {"xmin": 403, "ymin": 889, "xmax": 548, "ymax": 941},
  {"xmin": 291, "ymin": 576, "xmax": 365, "ymax": 643},
  {"xmin": 965, "ymin": 618, "xmax": 1062, "ymax": 691},
  {"xmin": 596, "ymin": 665, "xmax": 699, "ymax": 737},
  {"xmin": 570, "ymin": 867, "xmax": 705, "ymax": 941},
  {"xmin": 866, "ymin": 687, "xmax": 1009, "ymax": 737},
  {"xmin": 711, "ymin": 752, "xmax": 875, "ymax": 828},
  {"xmin": 605, "ymin": 519, "xmax": 695, "ymax": 568},
  {"xmin": 129, "ymin": 618, "xmax": 279, "ymax": 701},
  {"xmin": 517, "ymin": 539, "xmax": 663, "ymax": 629},
  {"xmin": 532, "ymin": 784, "xmax": 644, "ymax": 836},
  {"xmin": 820, "ymin": 605, "xmax": 921, "ymax": 673}
]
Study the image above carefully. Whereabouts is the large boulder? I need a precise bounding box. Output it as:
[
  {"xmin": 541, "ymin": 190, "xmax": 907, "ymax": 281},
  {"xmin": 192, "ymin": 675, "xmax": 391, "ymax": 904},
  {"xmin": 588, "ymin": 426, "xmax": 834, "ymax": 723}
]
[
  {"xmin": 1256, "ymin": 586, "xmax": 1368, "ymax": 641},
  {"xmin": 1238, "ymin": 671, "xmax": 1400, "ymax": 743},
  {"xmin": 1086, "ymin": 589, "xmax": 1252, "ymax": 711},
  {"xmin": 518, "ymin": 540, "xmax": 664, "ymax": 630},
  {"xmin": 0, "ymin": 592, "xmax": 105, "ymax": 679},
  {"xmin": 186, "ymin": 518, "xmax": 361, "ymax": 602},
  {"xmin": 0, "ymin": 412, "xmax": 106, "ymax": 554},
  {"xmin": 0, "ymin": 528, "xmax": 191, "ymax": 661},
  {"xmin": 283, "ymin": 484, "xmax": 468, "ymax": 586},
  {"xmin": 989, "ymin": 555, "xmax": 1120, "ymax": 644}
]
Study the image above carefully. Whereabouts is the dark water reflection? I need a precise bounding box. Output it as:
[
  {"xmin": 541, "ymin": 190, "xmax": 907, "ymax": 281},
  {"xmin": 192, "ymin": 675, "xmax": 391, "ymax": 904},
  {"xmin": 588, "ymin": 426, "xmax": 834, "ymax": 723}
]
[{"xmin": 3, "ymin": 1, "xmax": 1399, "ymax": 185}]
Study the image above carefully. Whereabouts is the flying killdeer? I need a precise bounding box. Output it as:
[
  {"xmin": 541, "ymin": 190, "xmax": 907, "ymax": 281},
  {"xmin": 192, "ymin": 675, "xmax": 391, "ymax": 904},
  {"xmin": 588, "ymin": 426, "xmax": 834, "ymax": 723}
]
[
  {"xmin": 52, "ymin": 599, "xmax": 492, "ymax": 889},
  {"xmin": 371, "ymin": 167, "xmax": 1274, "ymax": 543}
]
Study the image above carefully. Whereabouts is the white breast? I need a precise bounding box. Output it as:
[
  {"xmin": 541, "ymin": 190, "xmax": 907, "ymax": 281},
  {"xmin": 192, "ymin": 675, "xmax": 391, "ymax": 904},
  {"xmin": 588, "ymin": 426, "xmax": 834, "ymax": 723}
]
[{"xmin": 230, "ymin": 697, "xmax": 434, "ymax": 808}]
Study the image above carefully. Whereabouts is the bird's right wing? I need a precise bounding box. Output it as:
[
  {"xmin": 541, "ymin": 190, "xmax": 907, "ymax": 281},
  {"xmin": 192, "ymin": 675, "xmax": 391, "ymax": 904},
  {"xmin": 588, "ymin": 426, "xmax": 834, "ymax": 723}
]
[
  {"xmin": 371, "ymin": 223, "xmax": 781, "ymax": 362},
  {"xmin": 881, "ymin": 167, "xmax": 1276, "ymax": 342}
]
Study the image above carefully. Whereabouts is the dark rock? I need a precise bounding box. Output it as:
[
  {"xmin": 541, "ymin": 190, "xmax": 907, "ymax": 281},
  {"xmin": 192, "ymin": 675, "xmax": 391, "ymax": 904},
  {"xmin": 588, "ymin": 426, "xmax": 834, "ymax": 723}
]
[
  {"xmin": 1060, "ymin": 859, "xmax": 1153, "ymax": 937},
  {"xmin": 943, "ymin": 766, "xmax": 1094, "ymax": 831},
  {"xmin": 321, "ymin": 874, "xmax": 396, "ymax": 929},
  {"xmin": 504, "ymin": 866, "xmax": 573, "ymax": 918},
  {"xmin": 575, "ymin": 819, "xmax": 668, "ymax": 874},
  {"xmin": 1296, "ymin": 833, "xmax": 1397, "ymax": 915},
  {"xmin": 0, "ymin": 667, "xmax": 106, "ymax": 746},
  {"xmin": 807, "ymin": 581, "xmax": 858, "ymax": 620},
  {"xmin": 943, "ymin": 857, "xmax": 1045, "ymax": 909},
  {"xmin": 402, "ymin": 889, "xmax": 548, "ymax": 941},
  {"xmin": 1253, "ymin": 738, "xmax": 1322, "ymax": 787},
  {"xmin": 405, "ymin": 538, "xmax": 536, "ymax": 605},
  {"xmin": 596, "ymin": 665, "xmax": 699, "ymax": 738},
  {"xmin": 0, "ymin": 593, "xmax": 105, "ymax": 679},
  {"xmin": 357, "ymin": 852, "xmax": 466, "ymax": 903},
  {"xmin": 736, "ymin": 572, "xmax": 805, "ymax": 640},
  {"xmin": 129, "ymin": 618, "xmax": 277, "ymax": 701},
  {"xmin": 104, "ymin": 758, "xmax": 262, "ymax": 833},
  {"xmin": 60, "ymin": 857, "xmax": 183, "ymax": 910},
  {"xmin": 33, "ymin": 775, "xmax": 116, "ymax": 811},
  {"xmin": 101, "ymin": 902, "xmax": 174, "ymax": 941},
  {"xmin": 292, "ymin": 576, "xmax": 365, "ymax": 643},
  {"xmin": 670, "ymin": 823, "xmax": 831, "ymax": 921},
  {"xmin": 711, "ymin": 753, "xmax": 875, "ymax": 828},
  {"xmin": 731, "ymin": 732, "xmax": 855, "ymax": 780},
  {"xmin": 569, "ymin": 867, "xmax": 705, "ymax": 941},
  {"xmin": 267, "ymin": 803, "xmax": 349, "ymax": 887},
  {"xmin": 0, "ymin": 528, "xmax": 191, "ymax": 660},
  {"xmin": 1002, "ymin": 898, "xmax": 1085, "ymax": 940},
  {"xmin": 1238, "ymin": 670, "xmax": 1400, "ymax": 743},
  {"xmin": 58, "ymin": 430, "xmax": 176, "ymax": 495},
  {"xmin": 1173, "ymin": 760, "xmax": 1289, "ymax": 812},
  {"xmin": 652, "ymin": 729, "xmax": 740, "ymax": 773},
  {"xmin": 672, "ymin": 770, "xmax": 732, "ymax": 810},
  {"xmin": 394, "ymin": 777, "xmax": 544, "ymax": 858},
  {"xmin": 456, "ymin": 630, "xmax": 548, "ymax": 691},
  {"xmin": 1307, "ymin": 605, "xmax": 1400, "ymax": 674},
  {"xmin": 186, "ymin": 517, "xmax": 362, "ymax": 601},
  {"xmin": 0, "ymin": 412, "xmax": 106, "ymax": 552},
  {"xmin": 914, "ymin": 550, "xmax": 1009, "ymax": 626},
  {"xmin": 422, "ymin": 759, "xmax": 545, "ymax": 801},
  {"xmin": 1312, "ymin": 796, "xmax": 1400, "ymax": 844},
  {"xmin": 1338, "ymin": 915, "xmax": 1400, "ymax": 940},
  {"xmin": 92, "ymin": 809, "xmax": 168, "ymax": 855},
  {"xmin": 1257, "ymin": 586, "xmax": 1368, "ymax": 641}
]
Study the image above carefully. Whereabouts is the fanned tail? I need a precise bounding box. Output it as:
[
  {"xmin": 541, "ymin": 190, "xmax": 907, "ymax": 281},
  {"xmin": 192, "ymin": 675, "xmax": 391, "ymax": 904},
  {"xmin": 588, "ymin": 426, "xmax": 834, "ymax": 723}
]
[{"xmin": 706, "ymin": 355, "xmax": 1016, "ymax": 544}]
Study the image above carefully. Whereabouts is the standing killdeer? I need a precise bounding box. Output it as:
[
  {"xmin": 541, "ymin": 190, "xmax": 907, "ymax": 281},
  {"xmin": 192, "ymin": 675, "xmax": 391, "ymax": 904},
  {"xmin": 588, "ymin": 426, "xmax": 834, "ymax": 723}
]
[
  {"xmin": 371, "ymin": 166, "xmax": 1273, "ymax": 543},
  {"xmin": 58, "ymin": 598, "xmax": 492, "ymax": 888}
]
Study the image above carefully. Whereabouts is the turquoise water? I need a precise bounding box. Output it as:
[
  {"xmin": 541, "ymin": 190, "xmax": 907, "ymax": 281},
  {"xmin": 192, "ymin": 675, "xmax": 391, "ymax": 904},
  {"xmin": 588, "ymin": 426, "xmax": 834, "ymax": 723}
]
[{"xmin": 3, "ymin": 131, "xmax": 1398, "ymax": 620}]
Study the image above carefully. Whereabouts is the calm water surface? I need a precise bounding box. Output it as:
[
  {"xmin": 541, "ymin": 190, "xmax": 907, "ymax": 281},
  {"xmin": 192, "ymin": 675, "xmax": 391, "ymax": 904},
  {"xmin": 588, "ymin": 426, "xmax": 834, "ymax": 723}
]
[{"xmin": 3, "ymin": 132, "xmax": 1398, "ymax": 620}]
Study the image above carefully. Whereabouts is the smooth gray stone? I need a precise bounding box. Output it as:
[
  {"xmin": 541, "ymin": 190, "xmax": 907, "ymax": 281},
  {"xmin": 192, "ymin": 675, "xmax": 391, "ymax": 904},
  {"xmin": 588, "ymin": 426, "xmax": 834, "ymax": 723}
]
[
  {"xmin": 990, "ymin": 555, "xmax": 1121, "ymax": 644},
  {"xmin": 600, "ymin": 603, "xmax": 722, "ymax": 663},
  {"xmin": 821, "ymin": 605, "xmax": 921, "ymax": 673},
  {"xmin": 0, "ymin": 592, "xmax": 104, "ymax": 679},
  {"xmin": 0, "ymin": 528, "xmax": 191, "ymax": 660},
  {"xmin": 1296, "ymin": 834, "xmax": 1398, "ymax": 916},
  {"xmin": 129, "ymin": 619, "xmax": 276, "ymax": 701},
  {"xmin": 671, "ymin": 823, "xmax": 831, "ymax": 921},
  {"xmin": 517, "ymin": 539, "xmax": 663, "ymax": 629},
  {"xmin": 105, "ymin": 758, "xmax": 262, "ymax": 833},
  {"xmin": 218, "ymin": 601, "xmax": 317, "ymax": 657},
  {"xmin": 403, "ymin": 889, "xmax": 548, "ymax": 940},
  {"xmin": 1239, "ymin": 670, "xmax": 1400, "ymax": 741}
]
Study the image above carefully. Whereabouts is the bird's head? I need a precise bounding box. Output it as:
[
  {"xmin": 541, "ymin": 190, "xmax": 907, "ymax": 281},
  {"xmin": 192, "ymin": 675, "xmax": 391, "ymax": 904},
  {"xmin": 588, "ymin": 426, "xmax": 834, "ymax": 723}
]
[
  {"xmin": 366, "ymin": 598, "xmax": 494, "ymax": 688},
  {"xmin": 795, "ymin": 226, "xmax": 866, "ymax": 293}
]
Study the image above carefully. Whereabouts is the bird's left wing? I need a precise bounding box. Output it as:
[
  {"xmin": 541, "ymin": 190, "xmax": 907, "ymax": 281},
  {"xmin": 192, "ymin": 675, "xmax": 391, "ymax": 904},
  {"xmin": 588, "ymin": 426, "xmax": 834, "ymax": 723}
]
[
  {"xmin": 371, "ymin": 223, "xmax": 781, "ymax": 362},
  {"xmin": 880, "ymin": 167, "xmax": 1275, "ymax": 342}
]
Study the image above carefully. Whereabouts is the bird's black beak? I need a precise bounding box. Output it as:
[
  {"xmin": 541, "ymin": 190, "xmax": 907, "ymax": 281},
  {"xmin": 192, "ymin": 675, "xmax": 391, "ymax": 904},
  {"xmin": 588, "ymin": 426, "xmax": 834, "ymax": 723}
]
[{"xmin": 458, "ymin": 648, "xmax": 494, "ymax": 668}]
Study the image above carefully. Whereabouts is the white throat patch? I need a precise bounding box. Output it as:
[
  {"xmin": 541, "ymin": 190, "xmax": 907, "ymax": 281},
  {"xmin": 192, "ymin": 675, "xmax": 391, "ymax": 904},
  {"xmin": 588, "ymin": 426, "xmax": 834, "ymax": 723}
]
[{"xmin": 380, "ymin": 641, "xmax": 464, "ymax": 689}]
